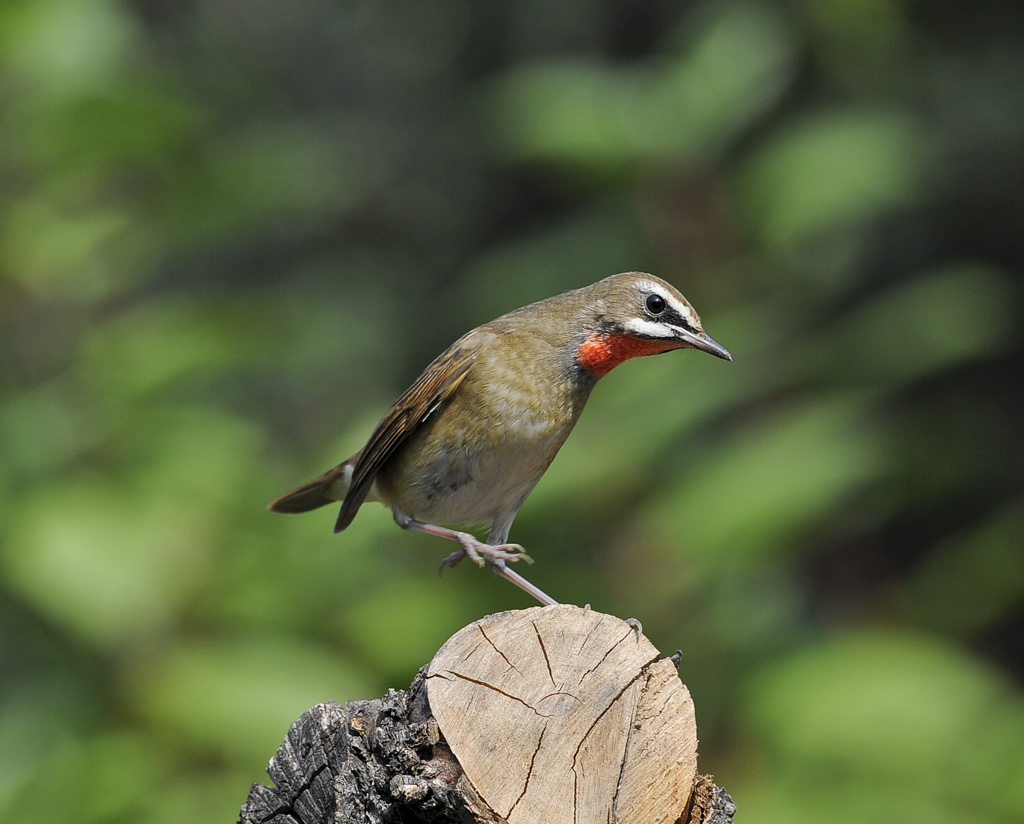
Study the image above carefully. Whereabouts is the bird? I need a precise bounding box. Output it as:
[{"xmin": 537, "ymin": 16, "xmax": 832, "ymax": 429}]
[{"xmin": 269, "ymin": 272, "xmax": 731, "ymax": 605}]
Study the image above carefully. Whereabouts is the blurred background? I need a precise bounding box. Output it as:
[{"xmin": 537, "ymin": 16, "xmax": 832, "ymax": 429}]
[{"xmin": 2, "ymin": 0, "xmax": 1023, "ymax": 822}]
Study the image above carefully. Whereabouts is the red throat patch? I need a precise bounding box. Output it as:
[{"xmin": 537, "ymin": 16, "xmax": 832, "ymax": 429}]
[{"xmin": 577, "ymin": 331, "xmax": 684, "ymax": 378}]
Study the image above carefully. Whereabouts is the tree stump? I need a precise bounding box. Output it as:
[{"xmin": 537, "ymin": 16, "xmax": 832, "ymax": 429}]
[{"xmin": 238, "ymin": 604, "xmax": 734, "ymax": 824}]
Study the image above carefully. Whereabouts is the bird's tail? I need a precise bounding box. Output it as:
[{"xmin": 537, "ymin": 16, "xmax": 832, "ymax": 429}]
[{"xmin": 267, "ymin": 462, "xmax": 351, "ymax": 514}]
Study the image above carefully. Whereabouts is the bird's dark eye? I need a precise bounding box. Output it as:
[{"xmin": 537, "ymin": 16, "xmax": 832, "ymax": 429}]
[{"xmin": 645, "ymin": 293, "xmax": 667, "ymax": 315}]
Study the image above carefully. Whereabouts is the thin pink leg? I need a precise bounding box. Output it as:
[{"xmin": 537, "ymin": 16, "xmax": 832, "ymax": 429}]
[{"xmin": 396, "ymin": 514, "xmax": 558, "ymax": 606}]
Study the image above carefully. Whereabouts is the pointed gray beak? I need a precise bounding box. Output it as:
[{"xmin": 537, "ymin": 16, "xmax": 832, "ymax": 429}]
[{"xmin": 672, "ymin": 326, "xmax": 733, "ymax": 361}]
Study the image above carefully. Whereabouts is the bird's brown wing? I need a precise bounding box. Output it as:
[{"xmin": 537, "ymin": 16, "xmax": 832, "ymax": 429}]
[{"xmin": 334, "ymin": 331, "xmax": 479, "ymax": 532}]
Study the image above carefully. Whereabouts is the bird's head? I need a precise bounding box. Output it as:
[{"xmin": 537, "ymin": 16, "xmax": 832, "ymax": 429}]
[{"xmin": 575, "ymin": 272, "xmax": 732, "ymax": 378}]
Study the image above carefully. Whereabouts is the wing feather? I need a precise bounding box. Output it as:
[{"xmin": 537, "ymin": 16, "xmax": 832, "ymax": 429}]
[{"xmin": 334, "ymin": 332, "xmax": 479, "ymax": 532}]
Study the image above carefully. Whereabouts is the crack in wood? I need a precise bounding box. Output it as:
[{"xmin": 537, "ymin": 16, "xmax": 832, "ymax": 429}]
[
  {"xmin": 577, "ymin": 626, "xmax": 637, "ymax": 686},
  {"xmin": 570, "ymin": 650, "xmax": 663, "ymax": 816},
  {"xmin": 427, "ymin": 670, "xmax": 553, "ymax": 717},
  {"xmin": 538, "ymin": 690, "xmax": 582, "ymax": 706},
  {"xmin": 610, "ymin": 667, "xmax": 642, "ymax": 819},
  {"xmin": 574, "ymin": 612, "xmax": 605, "ymax": 658},
  {"xmin": 531, "ymin": 620, "xmax": 557, "ymax": 688},
  {"xmin": 477, "ymin": 622, "xmax": 521, "ymax": 674},
  {"xmin": 505, "ymin": 725, "xmax": 546, "ymax": 820}
]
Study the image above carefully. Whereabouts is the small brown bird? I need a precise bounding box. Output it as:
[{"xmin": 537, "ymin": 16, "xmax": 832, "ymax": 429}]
[{"xmin": 269, "ymin": 272, "xmax": 731, "ymax": 605}]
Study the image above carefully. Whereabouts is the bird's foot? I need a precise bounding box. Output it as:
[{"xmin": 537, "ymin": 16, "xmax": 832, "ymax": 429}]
[
  {"xmin": 473, "ymin": 541, "xmax": 533, "ymax": 566},
  {"xmin": 460, "ymin": 532, "xmax": 532, "ymax": 565},
  {"xmin": 410, "ymin": 522, "xmax": 554, "ymax": 606},
  {"xmin": 441, "ymin": 533, "xmax": 532, "ymax": 569}
]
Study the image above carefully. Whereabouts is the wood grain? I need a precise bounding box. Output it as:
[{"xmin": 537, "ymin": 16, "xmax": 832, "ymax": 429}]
[{"xmin": 426, "ymin": 604, "xmax": 698, "ymax": 824}]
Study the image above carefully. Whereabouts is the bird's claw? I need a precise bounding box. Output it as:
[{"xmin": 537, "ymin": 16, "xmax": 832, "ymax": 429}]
[
  {"xmin": 438, "ymin": 549, "xmax": 467, "ymax": 575},
  {"xmin": 439, "ymin": 539, "xmax": 532, "ymax": 575},
  {"xmin": 458, "ymin": 535, "xmax": 532, "ymax": 566},
  {"xmin": 479, "ymin": 543, "xmax": 533, "ymax": 565}
]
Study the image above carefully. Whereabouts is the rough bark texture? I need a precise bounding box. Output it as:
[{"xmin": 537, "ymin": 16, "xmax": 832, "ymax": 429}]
[{"xmin": 239, "ymin": 605, "xmax": 734, "ymax": 824}]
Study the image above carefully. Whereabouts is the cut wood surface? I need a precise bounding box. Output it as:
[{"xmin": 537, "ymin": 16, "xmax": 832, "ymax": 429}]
[
  {"xmin": 427, "ymin": 605, "xmax": 698, "ymax": 824},
  {"xmin": 239, "ymin": 604, "xmax": 730, "ymax": 824}
]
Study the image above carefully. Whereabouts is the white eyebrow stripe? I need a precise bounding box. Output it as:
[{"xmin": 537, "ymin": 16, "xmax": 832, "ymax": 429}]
[{"xmin": 636, "ymin": 281, "xmax": 698, "ymax": 327}]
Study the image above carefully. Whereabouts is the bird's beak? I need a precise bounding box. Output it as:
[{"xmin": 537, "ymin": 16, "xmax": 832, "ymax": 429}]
[{"xmin": 671, "ymin": 326, "xmax": 733, "ymax": 361}]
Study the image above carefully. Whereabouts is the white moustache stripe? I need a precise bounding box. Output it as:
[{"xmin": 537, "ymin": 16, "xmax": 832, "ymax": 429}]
[{"xmin": 624, "ymin": 316, "xmax": 677, "ymax": 338}]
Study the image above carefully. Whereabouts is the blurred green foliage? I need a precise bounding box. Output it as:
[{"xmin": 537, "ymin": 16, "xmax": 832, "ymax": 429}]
[{"xmin": 2, "ymin": 1, "xmax": 1023, "ymax": 822}]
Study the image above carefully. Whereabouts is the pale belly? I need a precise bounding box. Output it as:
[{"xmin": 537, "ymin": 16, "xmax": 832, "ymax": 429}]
[{"xmin": 378, "ymin": 412, "xmax": 574, "ymax": 528}]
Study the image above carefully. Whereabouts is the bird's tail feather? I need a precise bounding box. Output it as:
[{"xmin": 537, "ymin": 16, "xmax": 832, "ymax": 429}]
[{"xmin": 267, "ymin": 463, "xmax": 350, "ymax": 514}]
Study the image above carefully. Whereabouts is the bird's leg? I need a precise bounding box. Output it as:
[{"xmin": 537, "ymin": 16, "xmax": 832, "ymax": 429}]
[
  {"xmin": 487, "ymin": 559, "xmax": 559, "ymax": 606},
  {"xmin": 394, "ymin": 513, "xmax": 558, "ymax": 606},
  {"xmin": 394, "ymin": 514, "xmax": 532, "ymax": 566}
]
